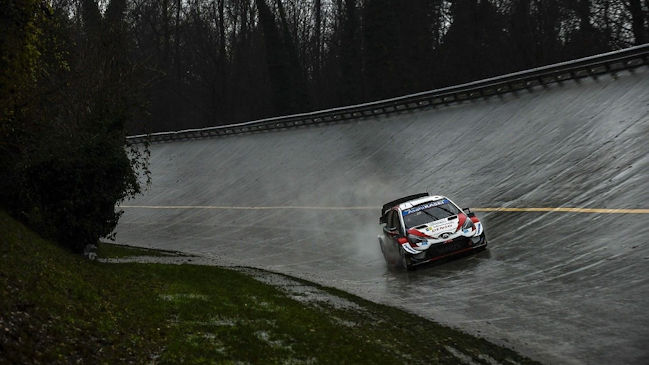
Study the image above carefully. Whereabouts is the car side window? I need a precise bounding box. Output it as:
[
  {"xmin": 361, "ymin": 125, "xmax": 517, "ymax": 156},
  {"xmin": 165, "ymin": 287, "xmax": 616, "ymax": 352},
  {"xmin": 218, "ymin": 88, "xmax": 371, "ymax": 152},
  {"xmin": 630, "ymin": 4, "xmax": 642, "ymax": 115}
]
[
  {"xmin": 386, "ymin": 210, "xmax": 394, "ymax": 229},
  {"xmin": 388, "ymin": 210, "xmax": 401, "ymax": 232},
  {"xmin": 393, "ymin": 211, "xmax": 402, "ymax": 233}
]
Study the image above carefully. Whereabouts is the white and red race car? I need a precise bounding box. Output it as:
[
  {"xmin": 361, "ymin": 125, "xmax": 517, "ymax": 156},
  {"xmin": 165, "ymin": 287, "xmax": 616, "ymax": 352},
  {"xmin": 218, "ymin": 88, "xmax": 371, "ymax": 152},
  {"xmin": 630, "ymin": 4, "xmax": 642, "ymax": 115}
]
[{"xmin": 378, "ymin": 193, "xmax": 487, "ymax": 270}]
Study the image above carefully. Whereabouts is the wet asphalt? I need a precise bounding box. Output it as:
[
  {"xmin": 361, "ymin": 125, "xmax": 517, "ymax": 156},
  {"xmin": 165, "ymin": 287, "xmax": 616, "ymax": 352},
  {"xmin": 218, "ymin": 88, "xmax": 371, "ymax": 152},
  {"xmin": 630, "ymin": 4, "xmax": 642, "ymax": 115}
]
[{"xmin": 116, "ymin": 67, "xmax": 649, "ymax": 364}]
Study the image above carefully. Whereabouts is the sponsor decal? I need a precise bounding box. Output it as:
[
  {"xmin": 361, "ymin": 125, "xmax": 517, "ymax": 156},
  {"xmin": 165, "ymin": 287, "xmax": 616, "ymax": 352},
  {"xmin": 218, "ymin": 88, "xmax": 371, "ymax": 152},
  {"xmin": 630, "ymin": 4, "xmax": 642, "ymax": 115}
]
[
  {"xmin": 427, "ymin": 223, "xmax": 455, "ymax": 233},
  {"xmin": 402, "ymin": 199, "xmax": 450, "ymax": 216}
]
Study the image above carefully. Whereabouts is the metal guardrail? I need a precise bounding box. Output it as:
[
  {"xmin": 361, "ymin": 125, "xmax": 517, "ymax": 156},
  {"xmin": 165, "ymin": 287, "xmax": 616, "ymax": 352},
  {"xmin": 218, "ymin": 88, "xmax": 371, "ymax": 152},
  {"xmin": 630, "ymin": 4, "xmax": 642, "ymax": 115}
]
[{"xmin": 127, "ymin": 44, "xmax": 649, "ymax": 144}]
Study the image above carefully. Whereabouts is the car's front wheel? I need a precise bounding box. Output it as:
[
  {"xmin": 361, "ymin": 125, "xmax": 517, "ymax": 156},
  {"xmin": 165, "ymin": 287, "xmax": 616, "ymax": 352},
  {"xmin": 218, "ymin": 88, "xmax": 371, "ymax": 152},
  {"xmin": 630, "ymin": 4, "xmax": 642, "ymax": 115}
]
[
  {"xmin": 378, "ymin": 236, "xmax": 386, "ymax": 255},
  {"xmin": 473, "ymin": 232, "xmax": 488, "ymax": 251},
  {"xmin": 399, "ymin": 245, "xmax": 414, "ymax": 271}
]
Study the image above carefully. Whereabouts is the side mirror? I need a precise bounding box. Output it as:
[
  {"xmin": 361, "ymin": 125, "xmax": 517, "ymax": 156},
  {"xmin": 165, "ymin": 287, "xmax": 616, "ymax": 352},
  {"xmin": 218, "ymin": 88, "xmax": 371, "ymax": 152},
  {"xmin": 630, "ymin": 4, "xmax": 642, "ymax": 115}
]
[{"xmin": 463, "ymin": 207, "xmax": 475, "ymax": 218}]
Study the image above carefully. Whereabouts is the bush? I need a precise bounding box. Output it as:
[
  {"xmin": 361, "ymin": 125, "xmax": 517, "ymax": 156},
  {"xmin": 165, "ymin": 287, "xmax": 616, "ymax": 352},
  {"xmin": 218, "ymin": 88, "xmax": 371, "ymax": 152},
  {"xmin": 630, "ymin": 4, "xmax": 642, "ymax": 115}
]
[{"xmin": 18, "ymin": 139, "xmax": 142, "ymax": 252}]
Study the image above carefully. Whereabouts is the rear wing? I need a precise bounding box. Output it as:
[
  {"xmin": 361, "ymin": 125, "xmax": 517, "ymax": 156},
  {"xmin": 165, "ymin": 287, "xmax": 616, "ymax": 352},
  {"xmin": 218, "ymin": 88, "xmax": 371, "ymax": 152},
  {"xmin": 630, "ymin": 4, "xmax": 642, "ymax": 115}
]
[{"xmin": 380, "ymin": 193, "xmax": 429, "ymax": 223}]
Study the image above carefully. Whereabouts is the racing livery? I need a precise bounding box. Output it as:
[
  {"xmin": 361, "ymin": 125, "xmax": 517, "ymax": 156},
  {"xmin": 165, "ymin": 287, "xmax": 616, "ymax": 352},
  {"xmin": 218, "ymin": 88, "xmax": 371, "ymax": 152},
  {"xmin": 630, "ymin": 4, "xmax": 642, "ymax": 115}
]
[{"xmin": 378, "ymin": 193, "xmax": 487, "ymax": 270}]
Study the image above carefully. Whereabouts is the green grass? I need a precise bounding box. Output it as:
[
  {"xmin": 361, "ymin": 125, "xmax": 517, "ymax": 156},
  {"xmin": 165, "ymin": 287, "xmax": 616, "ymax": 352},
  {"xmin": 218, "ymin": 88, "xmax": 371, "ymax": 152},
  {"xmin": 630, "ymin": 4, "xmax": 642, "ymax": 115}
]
[
  {"xmin": 0, "ymin": 210, "xmax": 539, "ymax": 364},
  {"xmin": 96, "ymin": 241, "xmax": 189, "ymax": 259}
]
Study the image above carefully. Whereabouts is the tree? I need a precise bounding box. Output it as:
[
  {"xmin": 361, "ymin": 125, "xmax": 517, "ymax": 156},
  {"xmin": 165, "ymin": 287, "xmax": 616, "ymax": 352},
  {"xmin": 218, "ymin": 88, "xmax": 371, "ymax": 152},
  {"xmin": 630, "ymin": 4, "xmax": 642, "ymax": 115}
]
[
  {"xmin": 0, "ymin": 0, "xmax": 149, "ymax": 252},
  {"xmin": 509, "ymin": 0, "xmax": 537, "ymax": 70},
  {"xmin": 254, "ymin": 0, "xmax": 309, "ymax": 115},
  {"xmin": 562, "ymin": 0, "xmax": 612, "ymax": 59},
  {"xmin": 626, "ymin": 0, "xmax": 649, "ymax": 44},
  {"xmin": 339, "ymin": 0, "xmax": 363, "ymax": 104},
  {"xmin": 436, "ymin": 0, "xmax": 511, "ymax": 86},
  {"xmin": 361, "ymin": 0, "xmax": 436, "ymax": 100}
]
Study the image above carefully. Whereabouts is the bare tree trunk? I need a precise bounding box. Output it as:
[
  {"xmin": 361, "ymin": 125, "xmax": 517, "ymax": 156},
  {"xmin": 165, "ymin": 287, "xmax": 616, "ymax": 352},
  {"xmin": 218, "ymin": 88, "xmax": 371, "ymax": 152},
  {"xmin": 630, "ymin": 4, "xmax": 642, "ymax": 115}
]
[
  {"xmin": 628, "ymin": 0, "xmax": 648, "ymax": 44},
  {"xmin": 219, "ymin": 0, "xmax": 226, "ymax": 56},
  {"xmin": 576, "ymin": 0, "xmax": 592, "ymax": 33},
  {"xmin": 314, "ymin": 0, "xmax": 322, "ymax": 78},
  {"xmin": 510, "ymin": 0, "xmax": 534, "ymax": 68},
  {"xmin": 536, "ymin": 0, "xmax": 560, "ymax": 63},
  {"xmin": 163, "ymin": 0, "xmax": 170, "ymax": 65},
  {"xmin": 175, "ymin": 0, "xmax": 181, "ymax": 81},
  {"xmin": 431, "ymin": 0, "xmax": 442, "ymax": 48}
]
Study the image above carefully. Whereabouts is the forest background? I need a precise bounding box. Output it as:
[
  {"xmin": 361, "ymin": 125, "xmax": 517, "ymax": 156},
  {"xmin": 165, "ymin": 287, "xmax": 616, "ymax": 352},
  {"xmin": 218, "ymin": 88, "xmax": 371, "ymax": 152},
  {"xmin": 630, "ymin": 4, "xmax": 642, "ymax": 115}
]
[
  {"xmin": 1, "ymin": 0, "xmax": 647, "ymax": 250},
  {"xmin": 114, "ymin": 0, "xmax": 649, "ymax": 133}
]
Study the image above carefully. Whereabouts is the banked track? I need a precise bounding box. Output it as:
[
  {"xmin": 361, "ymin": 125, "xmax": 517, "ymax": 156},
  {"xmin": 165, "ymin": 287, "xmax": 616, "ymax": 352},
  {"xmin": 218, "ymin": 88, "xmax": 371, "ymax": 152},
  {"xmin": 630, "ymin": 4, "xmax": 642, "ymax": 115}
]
[{"xmin": 117, "ymin": 64, "xmax": 649, "ymax": 363}]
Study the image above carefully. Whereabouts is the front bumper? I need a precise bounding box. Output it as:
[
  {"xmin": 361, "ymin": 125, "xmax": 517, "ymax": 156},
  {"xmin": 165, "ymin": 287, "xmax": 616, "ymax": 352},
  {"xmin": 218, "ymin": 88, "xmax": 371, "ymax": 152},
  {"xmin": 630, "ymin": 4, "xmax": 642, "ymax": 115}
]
[{"xmin": 409, "ymin": 234, "xmax": 487, "ymax": 266}]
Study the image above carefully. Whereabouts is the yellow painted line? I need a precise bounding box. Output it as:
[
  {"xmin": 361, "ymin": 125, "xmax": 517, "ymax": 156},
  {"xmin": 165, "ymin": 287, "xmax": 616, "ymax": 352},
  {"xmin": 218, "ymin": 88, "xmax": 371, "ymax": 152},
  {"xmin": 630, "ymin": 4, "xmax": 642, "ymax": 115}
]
[
  {"xmin": 120, "ymin": 205, "xmax": 378, "ymax": 211},
  {"xmin": 473, "ymin": 207, "xmax": 649, "ymax": 214},
  {"xmin": 120, "ymin": 205, "xmax": 649, "ymax": 214}
]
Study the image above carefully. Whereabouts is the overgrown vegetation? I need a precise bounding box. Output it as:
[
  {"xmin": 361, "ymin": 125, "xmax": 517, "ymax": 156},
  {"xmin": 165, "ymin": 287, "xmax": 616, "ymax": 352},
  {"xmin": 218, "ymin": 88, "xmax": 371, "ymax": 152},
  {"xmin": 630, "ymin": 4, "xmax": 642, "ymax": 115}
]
[
  {"xmin": 0, "ymin": 211, "xmax": 539, "ymax": 364},
  {"xmin": 0, "ymin": 1, "xmax": 149, "ymax": 252}
]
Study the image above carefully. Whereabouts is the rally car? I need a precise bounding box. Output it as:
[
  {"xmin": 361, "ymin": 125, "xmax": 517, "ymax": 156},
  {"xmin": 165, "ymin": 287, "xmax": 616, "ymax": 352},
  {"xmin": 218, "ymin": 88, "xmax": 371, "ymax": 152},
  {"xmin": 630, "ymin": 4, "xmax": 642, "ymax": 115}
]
[{"xmin": 378, "ymin": 193, "xmax": 487, "ymax": 270}]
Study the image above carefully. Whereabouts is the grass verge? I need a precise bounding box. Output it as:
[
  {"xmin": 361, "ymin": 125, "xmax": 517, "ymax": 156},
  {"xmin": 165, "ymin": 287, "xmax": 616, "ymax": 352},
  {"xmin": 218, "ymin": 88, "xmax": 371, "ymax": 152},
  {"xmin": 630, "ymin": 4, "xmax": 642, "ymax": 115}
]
[
  {"xmin": 96, "ymin": 241, "xmax": 190, "ymax": 259},
  {"xmin": 0, "ymin": 210, "xmax": 539, "ymax": 364}
]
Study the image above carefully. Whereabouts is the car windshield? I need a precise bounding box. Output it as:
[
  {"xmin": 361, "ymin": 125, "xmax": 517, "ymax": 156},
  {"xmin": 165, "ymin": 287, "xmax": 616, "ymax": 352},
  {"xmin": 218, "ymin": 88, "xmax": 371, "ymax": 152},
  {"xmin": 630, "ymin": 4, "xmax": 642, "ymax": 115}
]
[{"xmin": 402, "ymin": 199, "xmax": 461, "ymax": 228}]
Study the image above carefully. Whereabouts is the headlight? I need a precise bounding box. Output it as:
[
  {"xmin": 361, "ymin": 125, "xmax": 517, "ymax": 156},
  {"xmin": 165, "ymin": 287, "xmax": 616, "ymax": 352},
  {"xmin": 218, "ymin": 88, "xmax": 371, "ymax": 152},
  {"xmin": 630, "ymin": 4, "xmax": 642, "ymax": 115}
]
[
  {"xmin": 408, "ymin": 234, "xmax": 426, "ymax": 244},
  {"xmin": 461, "ymin": 217, "xmax": 474, "ymax": 231}
]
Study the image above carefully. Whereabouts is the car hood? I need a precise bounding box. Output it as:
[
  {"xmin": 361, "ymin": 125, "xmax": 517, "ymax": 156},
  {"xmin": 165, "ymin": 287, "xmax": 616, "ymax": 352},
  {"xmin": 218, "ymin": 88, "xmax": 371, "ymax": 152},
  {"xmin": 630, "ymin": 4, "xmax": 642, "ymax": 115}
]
[{"xmin": 410, "ymin": 216, "xmax": 459, "ymax": 239}]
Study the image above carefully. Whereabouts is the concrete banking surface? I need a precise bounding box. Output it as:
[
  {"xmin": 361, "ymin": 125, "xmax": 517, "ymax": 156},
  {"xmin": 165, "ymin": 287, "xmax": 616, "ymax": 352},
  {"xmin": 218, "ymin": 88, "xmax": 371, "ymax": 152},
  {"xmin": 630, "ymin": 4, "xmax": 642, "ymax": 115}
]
[{"xmin": 117, "ymin": 67, "xmax": 649, "ymax": 364}]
